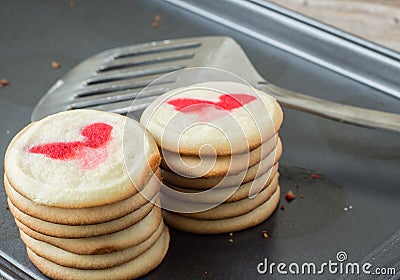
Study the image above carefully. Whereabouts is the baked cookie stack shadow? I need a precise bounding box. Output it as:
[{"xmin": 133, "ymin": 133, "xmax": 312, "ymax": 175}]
[
  {"xmin": 4, "ymin": 110, "xmax": 169, "ymax": 280},
  {"xmin": 140, "ymin": 81, "xmax": 284, "ymax": 234}
]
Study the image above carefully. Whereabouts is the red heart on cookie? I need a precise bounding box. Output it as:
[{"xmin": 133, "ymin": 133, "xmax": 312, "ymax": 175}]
[
  {"xmin": 167, "ymin": 93, "xmax": 256, "ymax": 121},
  {"xmin": 28, "ymin": 123, "xmax": 113, "ymax": 169}
]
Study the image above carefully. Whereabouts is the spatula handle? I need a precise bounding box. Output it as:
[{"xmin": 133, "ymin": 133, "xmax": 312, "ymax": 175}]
[{"xmin": 258, "ymin": 83, "xmax": 400, "ymax": 132}]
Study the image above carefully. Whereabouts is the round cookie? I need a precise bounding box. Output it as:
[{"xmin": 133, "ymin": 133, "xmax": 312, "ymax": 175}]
[
  {"xmin": 20, "ymin": 223, "xmax": 166, "ymax": 270},
  {"xmin": 163, "ymin": 186, "xmax": 280, "ymax": 234},
  {"xmin": 26, "ymin": 227, "xmax": 170, "ymax": 280},
  {"xmin": 5, "ymin": 109, "xmax": 161, "ymax": 208},
  {"xmin": 160, "ymin": 133, "xmax": 278, "ymax": 177},
  {"xmin": 162, "ymin": 163, "xmax": 279, "ymax": 204},
  {"xmin": 140, "ymin": 81, "xmax": 283, "ymax": 155},
  {"xmin": 4, "ymin": 170, "xmax": 161, "ymax": 225},
  {"xmin": 161, "ymin": 138, "xmax": 282, "ymax": 189},
  {"xmin": 8, "ymin": 198, "xmax": 155, "ymax": 238},
  {"xmin": 162, "ymin": 173, "xmax": 279, "ymax": 219},
  {"xmin": 15, "ymin": 205, "xmax": 162, "ymax": 255}
]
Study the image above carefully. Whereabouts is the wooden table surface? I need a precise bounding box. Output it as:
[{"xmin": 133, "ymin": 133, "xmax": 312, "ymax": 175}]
[{"xmin": 267, "ymin": 0, "xmax": 400, "ymax": 53}]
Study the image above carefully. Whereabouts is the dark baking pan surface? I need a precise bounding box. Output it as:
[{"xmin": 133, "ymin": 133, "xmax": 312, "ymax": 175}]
[{"xmin": 0, "ymin": 0, "xmax": 399, "ymax": 279}]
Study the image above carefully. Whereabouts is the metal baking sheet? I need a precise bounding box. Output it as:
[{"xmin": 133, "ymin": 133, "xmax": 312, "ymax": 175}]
[{"xmin": 0, "ymin": 0, "xmax": 399, "ymax": 279}]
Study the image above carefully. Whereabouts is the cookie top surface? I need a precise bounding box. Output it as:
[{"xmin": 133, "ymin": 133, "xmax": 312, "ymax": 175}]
[
  {"xmin": 5, "ymin": 109, "xmax": 160, "ymax": 208},
  {"xmin": 140, "ymin": 81, "xmax": 283, "ymax": 155}
]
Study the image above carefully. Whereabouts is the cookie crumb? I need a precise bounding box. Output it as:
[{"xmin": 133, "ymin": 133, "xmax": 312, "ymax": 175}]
[
  {"xmin": 151, "ymin": 14, "xmax": 161, "ymax": 28},
  {"xmin": 300, "ymin": 194, "xmax": 304, "ymax": 199},
  {"xmin": 229, "ymin": 232, "xmax": 233, "ymax": 237},
  {"xmin": 228, "ymin": 238, "xmax": 234, "ymax": 243},
  {"xmin": 285, "ymin": 190, "xmax": 296, "ymax": 202},
  {"xmin": 204, "ymin": 271, "xmax": 208, "ymax": 275},
  {"xmin": 1, "ymin": 221, "xmax": 4, "ymax": 225},
  {"xmin": 69, "ymin": 0, "xmax": 75, "ymax": 8},
  {"xmin": 0, "ymin": 79, "xmax": 8, "ymax": 88},
  {"xmin": 261, "ymin": 230, "xmax": 269, "ymax": 239},
  {"xmin": 311, "ymin": 173, "xmax": 319, "ymax": 179},
  {"xmin": 51, "ymin": 61, "xmax": 61, "ymax": 69},
  {"xmin": 279, "ymin": 205, "xmax": 285, "ymax": 210}
]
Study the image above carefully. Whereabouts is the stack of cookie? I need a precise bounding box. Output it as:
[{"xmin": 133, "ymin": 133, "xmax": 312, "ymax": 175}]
[
  {"xmin": 4, "ymin": 110, "xmax": 169, "ymax": 280},
  {"xmin": 141, "ymin": 81, "xmax": 283, "ymax": 234}
]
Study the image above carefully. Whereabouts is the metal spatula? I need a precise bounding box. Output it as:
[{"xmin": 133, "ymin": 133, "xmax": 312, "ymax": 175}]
[{"xmin": 32, "ymin": 36, "xmax": 400, "ymax": 132}]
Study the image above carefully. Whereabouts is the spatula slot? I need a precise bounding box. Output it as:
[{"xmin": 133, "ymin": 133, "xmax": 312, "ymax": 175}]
[
  {"xmin": 87, "ymin": 65, "xmax": 185, "ymax": 86},
  {"xmin": 114, "ymin": 42, "xmax": 201, "ymax": 59},
  {"xmin": 70, "ymin": 87, "xmax": 169, "ymax": 109},
  {"xmin": 98, "ymin": 53, "xmax": 195, "ymax": 72},
  {"xmin": 75, "ymin": 97, "xmax": 158, "ymax": 115},
  {"xmin": 75, "ymin": 77, "xmax": 176, "ymax": 98}
]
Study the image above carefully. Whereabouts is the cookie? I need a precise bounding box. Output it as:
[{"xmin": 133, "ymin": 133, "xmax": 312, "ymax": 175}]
[
  {"xmin": 161, "ymin": 138, "xmax": 282, "ymax": 189},
  {"xmin": 26, "ymin": 227, "xmax": 169, "ymax": 280},
  {"xmin": 162, "ymin": 173, "xmax": 279, "ymax": 219},
  {"xmin": 162, "ymin": 163, "xmax": 279, "ymax": 204},
  {"xmin": 140, "ymin": 81, "xmax": 283, "ymax": 156},
  {"xmin": 8, "ymin": 198, "xmax": 155, "ymax": 238},
  {"xmin": 20, "ymin": 223, "xmax": 165, "ymax": 270},
  {"xmin": 4, "ymin": 170, "xmax": 160, "ymax": 225},
  {"xmin": 4, "ymin": 109, "xmax": 161, "ymax": 208},
  {"xmin": 15, "ymin": 205, "xmax": 162, "ymax": 255},
  {"xmin": 163, "ymin": 186, "xmax": 280, "ymax": 234},
  {"xmin": 160, "ymin": 134, "xmax": 278, "ymax": 177}
]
